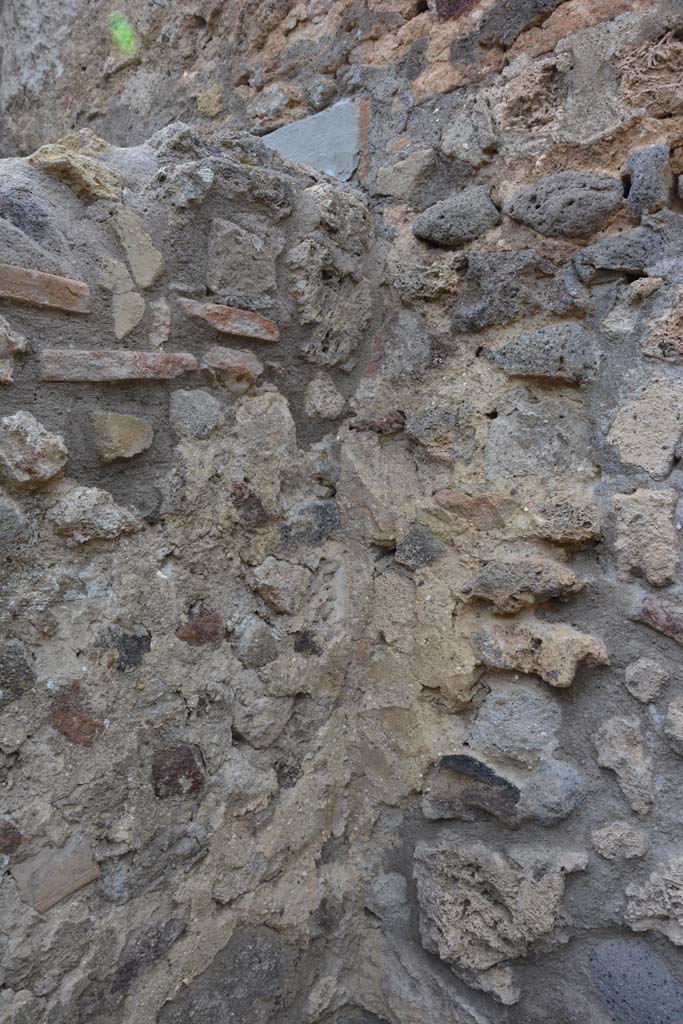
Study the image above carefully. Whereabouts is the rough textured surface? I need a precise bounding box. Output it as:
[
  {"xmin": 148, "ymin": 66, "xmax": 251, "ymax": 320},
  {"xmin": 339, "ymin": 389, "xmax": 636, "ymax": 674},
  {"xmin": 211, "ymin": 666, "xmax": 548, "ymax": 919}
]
[{"xmin": 2, "ymin": 2, "xmax": 683, "ymax": 1022}]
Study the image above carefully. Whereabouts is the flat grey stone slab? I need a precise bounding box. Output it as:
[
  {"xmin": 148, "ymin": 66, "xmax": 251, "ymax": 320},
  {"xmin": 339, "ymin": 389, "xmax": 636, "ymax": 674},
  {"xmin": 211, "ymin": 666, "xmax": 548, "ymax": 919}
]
[{"xmin": 262, "ymin": 98, "xmax": 360, "ymax": 181}]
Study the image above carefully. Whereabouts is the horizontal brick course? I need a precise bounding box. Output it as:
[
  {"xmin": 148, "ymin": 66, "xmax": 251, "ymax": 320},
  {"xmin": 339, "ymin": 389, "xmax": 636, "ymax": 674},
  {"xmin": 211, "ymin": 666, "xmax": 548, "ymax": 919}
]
[
  {"xmin": 40, "ymin": 349, "xmax": 197, "ymax": 382},
  {"xmin": 0, "ymin": 263, "xmax": 91, "ymax": 314},
  {"xmin": 179, "ymin": 298, "xmax": 279, "ymax": 342}
]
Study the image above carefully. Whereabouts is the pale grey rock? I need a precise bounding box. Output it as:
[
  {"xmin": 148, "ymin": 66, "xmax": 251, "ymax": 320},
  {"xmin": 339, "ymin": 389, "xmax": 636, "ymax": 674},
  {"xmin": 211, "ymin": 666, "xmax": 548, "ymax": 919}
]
[
  {"xmin": 211, "ymin": 747, "xmax": 278, "ymax": 816},
  {"xmin": 485, "ymin": 323, "xmax": 600, "ymax": 383},
  {"xmin": 207, "ymin": 217, "xmax": 281, "ymax": 306},
  {"xmin": 304, "ymin": 374, "xmax": 345, "ymax": 420},
  {"xmin": 505, "ymin": 171, "xmax": 623, "ymax": 237},
  {"xmin": 664, "ymin": 697, "xmax": 683, "ymax": 755},
  {"xmin": 0, "ymin": 410, "xmax": 67, "ymax": 489},
  {"xmin": 517, "ymin": 759, "xmax": 587, "ymax": 824},
  {"xmin": 413, "ymin": 186, "xmax": 500, "ymax": 247},
  {"xmin": 170, "ymin": 389, "xmax": 224, "ymax": 437},
  {"xmin": 251, "ymin": 556, "xmax": 312, "ymax": 614},
  {"xmin": 469, "ymin": 681, "xmax": 561, "ymax": 768},
  {"xmin": 592, "ymin": 821, "xmax": 649, "ymax": 860},
  {"xmin": 232, "ymin": 615, "xmax": 280, "ymax": 669},
  {"xmin": 593, "ymin": 716, "xmax": 654, "ymax": 815},
  {"xmin": 263, "ymin": 98, "xmax": 360, "ymax": 181},
  {"xmin": 626, "ymin": 858, "xmax": 683, "ymax": 945},
  {"xmin": 47, "ymin": 485, "xmax": 143, "ymax": 544},
  {"xmin": 624, "ymin": 657, "xmax": 669, "ymax": 703}
]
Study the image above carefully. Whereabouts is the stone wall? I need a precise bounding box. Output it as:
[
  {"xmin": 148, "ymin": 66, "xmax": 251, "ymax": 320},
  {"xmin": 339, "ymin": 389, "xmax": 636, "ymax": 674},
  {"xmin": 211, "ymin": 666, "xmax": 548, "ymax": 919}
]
[{"xmin": 2, "ymin": 1, "xmax": 683, "ymax": 1023}]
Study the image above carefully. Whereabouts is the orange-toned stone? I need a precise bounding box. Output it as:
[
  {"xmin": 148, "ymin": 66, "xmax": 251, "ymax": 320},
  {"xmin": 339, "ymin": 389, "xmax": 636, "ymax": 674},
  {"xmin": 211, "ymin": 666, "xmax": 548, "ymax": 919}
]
[
  {"xmin": 179, "ymin": 298, "xmax": 279, "ymax": 342},
  {"xmin": 51, "ymin": 683, "xmax": 104, "ymax": 746},
  {"xmin": 0, "ymin": 263, "xmax": 91, "ymax": 314},
  {"xmin": 202, "ymin": 346, "xmax": 264, "ymax": 384},
  {"xmin": 40, "ymin": 349, "xmax": 197, "ymax": 382},
  {"xmin": 510, "ymin": 0, "xmax": 654, "ymax": 60}
]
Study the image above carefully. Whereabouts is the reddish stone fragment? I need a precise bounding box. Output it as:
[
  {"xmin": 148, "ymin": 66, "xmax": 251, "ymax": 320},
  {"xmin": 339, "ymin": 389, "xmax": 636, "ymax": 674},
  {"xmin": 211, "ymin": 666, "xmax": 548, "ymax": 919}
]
[
  {"xmin": 40, "ymin": 349, "xmax": 197, "ymax": 382},
  {"xmin": 179, "ymin": 298, "xmax": 279, "ymax": 342},
  {"xmin": 0, "ymin": 262, "xmax": 91, "ymax": 313},
  {"xmin": 176, "ymin": 609, "xmax": 225, "ymax": 645},
  {"xmin": 637, "ymin": 596, "xmax": 683, "ymax": 645},
  {"xmin": 51, "ymin": 683, "xmax": 104, "ymax": 747},
  {"xmin": 152, "ymin": 744, "xmax": 205, "ymax": 798},
  {"xmin": 231, "ymin": 483, "xmax": 271, "ymax": 528},
  {"xmin": 202, "ymin": 346, "xmax": 263, "ymax": 384},
  {"xmin": 0, "ymin": 818, "xmax": 22, "ymax": 855},
  {"xmin": 436, "ymin": 0, "xmax": 479, "ymax": 18}
]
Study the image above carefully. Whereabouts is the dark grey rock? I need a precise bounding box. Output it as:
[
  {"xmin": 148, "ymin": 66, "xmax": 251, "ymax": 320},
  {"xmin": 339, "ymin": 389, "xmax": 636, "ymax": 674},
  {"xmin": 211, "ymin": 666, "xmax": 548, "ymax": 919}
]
[
  {"xmin": 573, "ymin": 226, "xmax": 665, "ymax": 284},
  {"xmin": 0, "ymin": 191, "xmax": 50, "ymax": 241},
  {"xmin": 378, "ymin": 310, "xmax": 433, "ymax": 382},
  {"xmin": 627, "ymin": 142, "xmax": 671, "ymax": 220},
  {"xmin": 279, "ymin": 500, "xmax": 339, "ymax": 546},
  {"xmin": 450, "ymin": 0, "xmax": 567, "ymax": 60},
  {"xmin": 517, "ymin": 759, "xmax": 587, "ymax": 823},
  {"xmin": 395, "ymin": 523, "xmax": 445, "ymax": 569},
  {"xmin": 170, "ymin": 389, "xmax": 224, "ymax": 438},
  {"xmin": 589, "ymin": 936, "xmax": 683, "ymax": 1024},
  {"xmin": 405, "ymin": 405, "xmax": 476, "ymax": 463},
  {"xmin": 413, "ymin": 186, "xmax": 500, "ymax": 247},
  {"xmin": 0, "ymin": 495, "xmax": 30, "ymax": 554},
  {"xmin": 504, "ymin": 171, "xmax": 623, "ymax": 238},
  {"xmin": 0, "ymin": 639, "xmax": 35, "ymax": 709},
  {"xmin": 452, "ymin": 249, "xmax": 576, "ymax": 332},
  {"xmin": 263, "ymin": 98, "xmax": 360, "ymax": 181},
  {"xmin": 485, "ymin": 323, "xmax": 600, "ymax": 383},
  {"xmin": 105, "ymin": 626, "xmax": 151, "ymax": 672},
  {"xmin": 484, "ymin": 388, "xmax": 592, "ymax": 480},
  {"xmin": 99, "ymin": 823, "xmax": 208, "ymax": 904},
  {"xmin": 157, "ymin": 926, "xmax": 295, "ymax": 1024},
  {"xmin": 422, "ymin": 755, "xmax": 521, "ymax": 824}
]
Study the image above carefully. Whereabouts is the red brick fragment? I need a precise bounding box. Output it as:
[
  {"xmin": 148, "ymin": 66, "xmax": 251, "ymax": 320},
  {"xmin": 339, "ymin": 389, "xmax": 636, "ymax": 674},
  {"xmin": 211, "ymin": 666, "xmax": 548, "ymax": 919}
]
[
  {"xmin": 152, "ymin": 743, "xmax": 205, "ymax": 799},
  {"xmin": 179, "ymin": 298, "xmax": 279, "ymax": 342},
  {"xmin": 40, "ymin": 349, "xmax": 197, "ymax": 382},
  {"xmin": 51, "ymin": 683, "xmax": 105, "ymax": 747},
  {"xmin": 0, "ymin": 262, "xmax": 91, "ymax": 313},
  {"xmin": 176, "ymin": 609, "xmax": 225, "ymax": 645}
]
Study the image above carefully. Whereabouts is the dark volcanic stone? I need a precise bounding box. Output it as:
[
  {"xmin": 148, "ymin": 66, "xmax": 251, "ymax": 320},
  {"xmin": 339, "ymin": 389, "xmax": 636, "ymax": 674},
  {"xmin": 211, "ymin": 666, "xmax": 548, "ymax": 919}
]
[
  {"xmin": 151, "ymin": 744, "xmax": 205, "ymax": 799},
  {"xmin": 589, "ymin": 937, "xmax": 683, "ymax": 1024},
  {"xmin": 450, "ymin": 0, "xmax": 567, "ymax": 61},
  {"xmin": 504, "ymin": 171, "xmax": 623, "ymax": 238},
  {"xmin": 0, "ymin": 191, "xmax": 49, "ymax": 241},
  {"xmin": 395, "ymin": 523, "xmax": 445, "ymax": 569},
  {"xmin": 627, "ymin": 142, "xmax": 671, "ymax": 219},
  {"xmin": 485, "ymin": 322, "xmax": 600, "ymax": 383},
  {"xmin": 108, "ymin": 626, "xmax": 151, "ymax": 672},
  {"xmin": 279, "ymin": 500, "xmax": 339, "ymax": 546},
  {"xmin": 413, "ymin": 186, "xmax": 500, "ymax": 247},
  {"xmin": 573, "ymin": 226, "xmax": 664, "ymax": 284},
  {"xmin": 0, "ymin": 640, "xmax": 35, "ymax": 709},
  {"xmin": 157, "ymin": 926, "xmax": 295, "ymax": 1024},
  {"xmin": 0, "ymin": 817, "xmax": 22, "ymax": 855}
]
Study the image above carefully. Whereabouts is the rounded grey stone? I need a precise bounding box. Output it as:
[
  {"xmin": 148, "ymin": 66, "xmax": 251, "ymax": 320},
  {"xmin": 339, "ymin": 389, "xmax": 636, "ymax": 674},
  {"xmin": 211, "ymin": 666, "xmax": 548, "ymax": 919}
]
[
  {"xmin": 170, "ymin": 389, "xmax": 224, "ymax": 438},
  {"xmin": 485, "ymin": 323, "xmax": 600, "ymax": 383},
  {"xmin": 413, "ymin": 186, "xmax": 501, "ymax": 247},
  {"xmin": 504, "ymin": 171, "xmax": 623, "ymax": 238}
]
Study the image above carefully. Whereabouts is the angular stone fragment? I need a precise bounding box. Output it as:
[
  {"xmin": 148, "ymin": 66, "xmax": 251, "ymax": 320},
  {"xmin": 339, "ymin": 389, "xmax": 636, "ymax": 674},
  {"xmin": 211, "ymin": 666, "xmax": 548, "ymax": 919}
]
[
  {"xmin": 263, "ymin": 97, "xmax": 361, "ymax": 180},
  {"xmin": 151, "ymin": 743, "xmax": 205, "ymax": 798},
  {"xmin": 573, "ymin": 226, "xmax": 664, "ymax": 284},
  {"xmin": 395, "ymin": 523, "xmax": 445, "ymax": 570},
  {"xmin": 0, "ymin": 262, "xmax": 91, "ymax": 313},
  {"xmin": 149, "ymin": 297, "xmax": 171, "ymax": 348},
  {"xmin": 664, "ymin": 697, "xmax": 683, "ymax": 755},
  {"xmin": 607, "ymin": 380, "xmax": 683, "ymax": 479},
  {"xmin": 413, "ymin": 186, "xmax": 500, "ymax": 247},
  {"xmin": 504, "ymin": 171, "xmax": 623, "ymax": 237},
  {"xmin": 211, "ymin": 747, "xmax": 278, "ymax": 816},
  {"xmin": 0, "ymin": 411, "xmax": 67, "ymax": 489},
  {"xmin": 207, "ymin": 218, "xmax": 280, "ymax": 304},
  {"xmin": 626, "ymin": 858, "xmax": 683, "ymax": 944},
  {"xmin": 593, "ymin": 716, "xmax": 653, "ymax": 815},
  {"xmin": 434, "ymin": 490, "xmax": 513, "ymax": 530},
  {"xmin": 110, "ymin": 206, "xmax": 164, "ymax": 288},
  {"xmin": 0, "ymin": 315, "xmax": 27, "ymax": 382},
  {"xmin": 615, "ymin": 488, "xmax": 678, "ymax": 586},
  {"xmin": 485, "ymin": 323, "xmax": 600, "ymax": 383},
  {"xmin": 441, "ymin": 99, "xmax": 497, "ymax": 167},
  {"xmin": 0, "ymin": 640, "xmax": 35, "ymax": 709},
  {"xmin": 170, "ymin": 389, "xmax": 224, "ymax": 437},
  {"xmin": 305, "ymin": 374, "xmax": 345, "ymax": 420},
  {"xmin": 0, "ymin": 495, "xmax": 30, "ymax": 553},
  {"xmin": 179, "ymin": 297, "xmax": 279, "ymax": 342},
  {"xmin": 530, "ymin": 488, "xmax": 600, "ymax": 544},
  {"xmin": 405, "ymin": 405, "xmax": 475, "ymax": 464},
  {"xmin": 92, "ymin": 412, "xmax": 153, "ymax": 461},
  {"xmin": 202, "ymin": 346, "xmax": 264, "ymax": 384},
  {"xmin": 469, "ymin": 680, "xmax": 561, "ymax": 767},
  {"xmin": 636, "ymin": 595, "xmax": 683, "ymax": 645},
  {"xmin": 28, "ymin": 138, "xmax": 122, "ymax": 201},
  {"xmin": 463, "ymin": 558, "xmax": 582, "ymax": 613},
  {"xmin": 176, "ymin": 605, "xmax": 225, "ymax": 645},
  {"xmin": 99, "ymin": 256, "xmax": 145, "ymax": 340},
  {"xmin": 485, "ymin": 389, "xmax": 593, "ymax": 480},
  {"xmin": 376, "ymin": 149, "xmax": 435, "ymax": 200},
  {"xmin": 278, "ymin": 500, "xmax": 339, "ymax": 546},
  {"xmin": 472, "ymin": 618, "xmax": 608, "ymax": 687},
  {"xmin": 251, "ymin": 557, "xmax": 312, "ymax": 615},
  {"xmin": 624, "ymin": 657, "xmax": 669, "ymax": 703},
  {"xmin": 10, "ymin": 834, "xmax": 100, "ymax": 913},
  {"xmin": 414, "ymin": 838, "xmax": 586, "ymax": 973},
  {"xmin": 40, "ymin": 348, "xmax": 197, "ymax": 382},
  {"xmin": 592, "ymin": 821, "xmax": 649, "ymax": 860},
  {"xmin": 48, "ymin": 485, "xmax": 142, "ymax": 544},
  {"xmin": 642, "ymin": 287, "xmax": 683, "ymax": 362},
  {"xmin": 627, "ymin": 142, "xmax": 672, "ymax": 219}
]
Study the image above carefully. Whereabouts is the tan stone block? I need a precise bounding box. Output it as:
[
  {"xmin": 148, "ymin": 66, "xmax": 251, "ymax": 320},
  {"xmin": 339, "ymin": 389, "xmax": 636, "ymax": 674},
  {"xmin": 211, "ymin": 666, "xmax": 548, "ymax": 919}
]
[
  {"xmin": 202, "ymin": 346, "xmax": 264, "ymax": 384},
  {"xmin": 0, "ymin": 263, "xmax": 91, "ymax": 313},
  {"xmin": 10, "ymin": 834, "xmax": 100, "ymax": 912},
  {"xmin": 615, "ymin": 488, "xmax": 678, "ymax": 587},
  {"xmin": 110, "ymin": 207, "xmax": 165, "ymax": 289},
  {"xmin": 28, "ymin": 138, "xmax": 122, "ymax": 201},
  {"xmin": 92, "ymin": 412, "xmax": 153, "ymax": 461}
]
